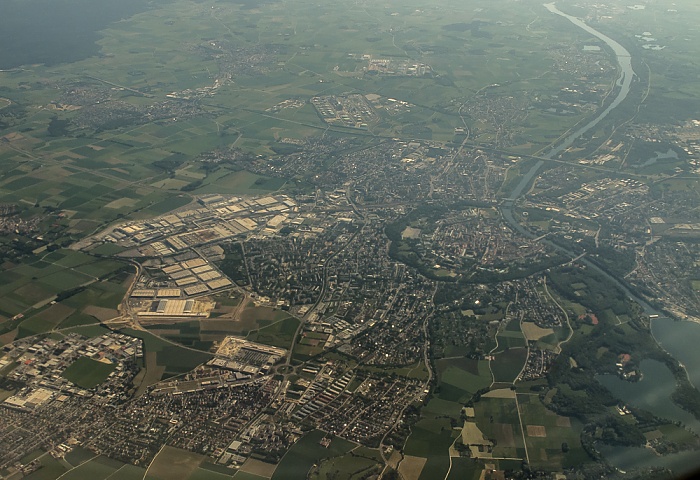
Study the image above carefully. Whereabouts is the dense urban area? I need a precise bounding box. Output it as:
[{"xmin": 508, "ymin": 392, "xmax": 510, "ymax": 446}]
[{"xmin": 1, "ymin": 0, "xmax": 700, "ymax": 479}]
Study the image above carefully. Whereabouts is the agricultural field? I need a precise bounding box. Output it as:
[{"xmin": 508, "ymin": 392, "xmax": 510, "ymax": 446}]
[
  {"xmin": 471, "ymin": 393, "xmax": 527, "ymax": 460},
  {"xmin": 379, "ymin": 361, "xmax": 431, "ymax": 381},
  {"xmin": 515, "ymin": 394, "xmax": 587, "ymax": 470},
  {"xmin": 308, "ymin": 449, "xmax": 381, "ymax": 480},
  {"xmin": 435, "ymin": 357, "xmax": 491, "ymax": 403},
  {"xmin": 22, "ymin": 453, "xmax": 68, "ymax": 480},
  {"xmin": 144, "ymin": 447, "xmax": 238, "ymax": 480},
  {"xmin": 119, "ymin": 328, "xmax": 212, "ymax": 380},
  {"xmin": 52, "ymin": 456, "xmax": 125, "ymax": 480},
  {"xmin": 496, "ymin": 317, "xmax": 527, "ymax": 350},
  {"xmin": 237, "ymin": 458, "xmax": 277, "ymax": 479},
  {"xmin": 15, "ymin": 449, "xmax": 147, "ymax": 480},
  {"xmin": 232, "ymin": 472, "xmax": 267, "ymax": 480},
  {"xmin": 490, "ymin": 348, "xmax": 528, "ymax": 384},
  {"xmin": 445, "ymin": 458, "xmax": 482, "ymax": 480},
  {"xmin": 0, "ymin": 251, "xmax": 130, "ymax": 342},
  {"xmin": 199, "ymin": 301, "xmax": 285, "ymax": 341},
  {"xmin": 145, "ymin": 321, "xmax": 213, "ymax": 352},
  {"xmin": 403, "ymin": 398, "xmax": 464, "ymax": 480},
  {"xmin": 146, "ymin": 446, "xmax": 207, "ymax": 480},
  {"xmin": 403, "ymin": 421, "xmax": 452, "ymax": 480}
]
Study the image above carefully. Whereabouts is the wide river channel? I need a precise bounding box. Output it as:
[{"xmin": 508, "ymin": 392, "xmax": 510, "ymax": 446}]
[{"xmin": 499, "ymin": 3, "xmax": 700, "ymax": 474}]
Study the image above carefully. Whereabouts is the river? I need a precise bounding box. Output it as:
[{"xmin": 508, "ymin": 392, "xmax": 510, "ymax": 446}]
[
  {"xmin": 504, "ymin": 3, "xmax": 636, "ymax": 203},
  {"xmin": 499, "ymin": 5, "xmax": 700, "ymax": 473},
  {"xmin": 502, "ymin": 4, "xmax": 667, "ymax": 316}
]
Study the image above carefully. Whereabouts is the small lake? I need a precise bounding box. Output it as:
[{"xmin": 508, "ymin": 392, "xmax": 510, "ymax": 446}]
[
  {"xmin": 597, "ymin": 359, "xmax": 700, "ymax": 475},
  {"xmin": 652, "ymin": 317, "xmax": 700, "ymax": 388},
  {"xmin": 597, "ymin": 359, "xmax": 700, "ymax": 435},
  {"xmin": 635, "ymin": 148, "xmax": 678, "ymax": 168},
  {"xmin": 598, "ymin": 443, "xmax": 700, "ymax": 474}
]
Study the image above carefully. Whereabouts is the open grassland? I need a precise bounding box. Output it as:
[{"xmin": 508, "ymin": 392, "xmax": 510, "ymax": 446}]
[
  {"xmin": 147, "ymin": 446, "xmax": 205, "ymax": 480},
  {"xmin": 248, "ymin": 315, "xmax": 300, "ymax": 350},
  {"xmin": 62, "ymin": 357, "xmax": 116, "ymax": 389},
  {"xmin": 272, "ymin": 430, "xmax": 355, "ymax": 480},
  {"xmin": 120, "ymin": 328, "xmax": 212, "ymax": 379},
  {"xmin": 491, "ymin": 347, "xmax": 528, "ymax": 384}
]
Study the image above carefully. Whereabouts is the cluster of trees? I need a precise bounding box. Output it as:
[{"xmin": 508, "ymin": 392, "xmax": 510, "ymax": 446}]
[
  {"xmin": 548, "ymin": 266, "xmax": 634, "ymax": 319},
  {"xmin": 217, "ymin": 242, "xmax": 249, "ymax": 285}
]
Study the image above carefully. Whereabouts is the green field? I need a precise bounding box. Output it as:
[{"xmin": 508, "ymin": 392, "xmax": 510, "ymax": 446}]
[
  {"xmin": 435, "ymin": 358, "xmax": 492, "ymax": 402},
  {"xmin": 105, "ymin": 465, "xmax": 149, "ymax": 480},
  {"xmin": 56, "ymin": 456, "xmax": 125, "ymax": 480},
  {"xmin": 120, "ymin": 328, "xmax": 212, "ymax": 378},
  {"xmin": 491, "ymin": 348, "xmax": 528, "ymax": 384},
  {"xmin": 147, "ymin": 446, "xmax": 206, "ymax": 480},
  {"xmin": 232, "ymin": 472, "xmax": 267, "ymax": 480},
  {"xmin": 188, "ymin": 468, "xmax": 235, "ymax": 480},
  {"xmin": 248, "ymin": 316, "xmax": 300, "ymax": 350},
  {"xmin": 309, "ymin": 451, "xmax": 381, "ymax": 480},
  {"xmin": 146, "ymin": 321, "xmax": 213, "ymax": 352},
  {"xmin": 0, "ymin": 251, "xmax": 129, "ymax": 341},
  {"xmin": 403, "ymin": 397, "xmax": 465, "ymax": 480},
  {"xmin": 61, "ymin": 357, "xmax": 117, "ymax": 389},
  {"xmin": 64, "ymin": 447, "xmax": 96, "ymax": 467},
  {"xmin": 692, "ymin": 280, "xmax": 700, "ymax": 292},
  {"xmin": 23, "ymin": 453, "xmax": 68, "ymax": 480},
  {"xmin": 445, "ymin": 458, "xmax": 482, "ymax": 480},
  {"xmin": 272, "ymin": 431, "xmax": 355, "ymax": 480}
]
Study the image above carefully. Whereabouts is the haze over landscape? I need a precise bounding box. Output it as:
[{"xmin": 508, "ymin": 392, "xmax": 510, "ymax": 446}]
[{"xmin": 1, "ymin": 1, "xmax": 700, "ymax": 479}]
